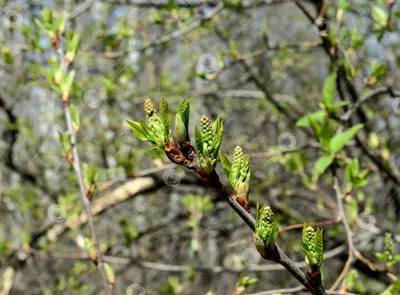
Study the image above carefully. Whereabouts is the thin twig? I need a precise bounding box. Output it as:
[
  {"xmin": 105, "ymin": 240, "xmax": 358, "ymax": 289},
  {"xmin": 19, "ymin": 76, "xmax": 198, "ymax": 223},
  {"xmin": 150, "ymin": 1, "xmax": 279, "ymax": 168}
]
[
  {"xmin": 340, "ymin": 87, "xmax": 397, "ymax": 121},
  {"xmin": 27, "ymin": 230, "xmax": 376, "ymax": 274},
  {"xmin": 279, "ymin": 217, "xmax": 342, "ymax": 232},
  {"xmin": 330, "ymin": 176, "xmax": 355, "ymax": 291},
  {"xmin": 56, "ymin": 39, "xmax": 111, "ymax": 294},
  {"xmin": 139, "ymin": 2, "xmax": 224, "ymax": 52}
]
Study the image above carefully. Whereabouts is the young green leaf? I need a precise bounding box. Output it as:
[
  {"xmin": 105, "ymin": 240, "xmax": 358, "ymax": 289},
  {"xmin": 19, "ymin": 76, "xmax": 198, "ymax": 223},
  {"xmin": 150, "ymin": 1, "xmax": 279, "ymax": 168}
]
[
  {"xmin": 319, "ymin": 117, "xmax": 334, "ymax": 150},
  {"xmin": 160, "ymin": 97, "xmax": 171, "ymax": 139},
  {"xmin": 329, "ymin": 124, "xmax": 364, "ymax": 155},
  {"xmin": 310, "ymin": 117, "xmax": 322, "ymax": 142},
  {"xmin": 177, "ymin": 99, "xmax": 190, "ymax": 129},
  {"xmin": 345, "ymin": 158, "xmax": 359, "ymax": 183},
  {"xmin": 66, "ymin": 33, "xmax": 81, "ymax": 62},
  {"xmin": 70, "ymin": 104, "xmax": 80, "ymax": 131},
  {"xmin": 103, "ymin": 263, "xmax": 115, "ymax": 288},
  {"xmin": 55, "ymin": 12, "xmax": 66, "ymax": 34},
  {"xmin": 126, "ymin": 119, "xmax": 148, "ymax": 141},
  {"xmin": 314, "ymin": 155, "xmax": 334, "ymax": 176},
  {"xmin": 58, "ymin": 131, "xmax": 71, "ymax": 155},
  {"xmin": 372, "ymin": 6, "xmax": 388, "ymax": 28},
  {"xmin": 315, "ymin": 228, "xmax": 324, "ymax": 265},
  {"xmin": 219, "ymin": 150, "xmax": 232, "ymax": 178},
  {"xmin": 175, "ymin": 114, "xmax": 187, "ymax": 142},
  {"xmin": 194, "ymin": 126, "xmax": 203, "ymax": 154},
  {"xmin": 296, "ymin": 111, "xmax": 325, "ymax": 127},
  {"xmin": 322, "ymin": 73, "xmax": 337, "ymax": 109}
]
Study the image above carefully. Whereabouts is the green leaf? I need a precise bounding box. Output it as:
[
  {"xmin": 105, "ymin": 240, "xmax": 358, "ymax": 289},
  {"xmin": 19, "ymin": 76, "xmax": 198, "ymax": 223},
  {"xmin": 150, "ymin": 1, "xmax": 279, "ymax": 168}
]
[
  {"xmin": 310, "ymin": 117, "xmax": 322, "ymax": 141},
  {"xmin": 2, "ymin": 49, "xmax": 15, "ymax": 65},
  {"xmin": 175, "ymin": 99, "xmax": 191, "ymax": 142},
  {"xmin": 319, "ymin": 117, "xmax": 333, "ymax": 150},
  {"xmin": 329, "ymin": 124, "xmax": 364, "ymax": 155},
  {"xmin": 67, "ymin": 33, "xmax": 81, "ymax": 61},
  {"xmin": 195, "ymin": 126, "xmax": 203, "ymax": 155},
  {"xmin": 35, "ymin": 19, "xmax": 54, "ymax": 36},
  {"xmin": 55, "ymin": 12, "xmax": 66, "ymax": 34},
  {"xmin": 219, "ymin": 150, "xmax": 232, "ymax": 179},
  {"xmin": 345, "ymin": 158, "xmax": 359, "ymax": 184},
  {"xmin": 126, "ymin": 119, "xmax": 148, "ymax": 141},
  {"xmin": 103, "ymin": 263, "xmax": 115, "ymax": 286},
  {"xmin": 58, "ymin": 131, "xmax": 71, "ymax": 154},
  {"xmin": 174, "ymin": 114, "xmax": 187, "ymax": 142},
  {"xmin": 374, "ymin": 252, "xmax": 388, "ymax": 263},
  {"xmin": 266, "ymin": 222, "xmax": 279, "ymax": 246},
  {"xmin": 296, "ymin": 111, "xmax": 325, "ymax": 127},
  {"xmin": 41, "ymin": 7, "xmax": 53, "ymax": 23},
  {"xmin": 372, "ymin": 5, "xmax": 388, "ymax": 28},
  {"xmin": 160, "ymin": 97, "xmax": 171, "ymax": 139},
  {"xmin": 300, "ymin": 242, "xmax": 317, "ymax": 265},
  {"xmin": 322, "ymin": 73, "xmax": 337, "ymax": 109},
  {"xmin": 213, "ymin": 117, "xmax": 224, "ymax": 157},
  {"xmin": 314, "ymin": 228, "xmax": 324, "ymax": 265},
  {"xmin": 331, "ymin": 101, "xmax": 349, "ymax": 111},
  {"xmin": 70, "ymin": 104, "xmax": 80, "ymax": 131},
  {"xmin": 300, "ymin": 241, "xmax": 310, "ymax": 253},
  {"xmin": 83, "ymin": 163, "xmax": 99, "ymax": 187},
  {"xmin": 392, "ymin": 255, "xmax": 400, "ymax": 264},
  {"xmin": 314, "ymin": 155, "xmax": 334, "ymax": 176},
  {"xmin": 177, "ymin": 99, "xmax": 190, "ymax": 129}
]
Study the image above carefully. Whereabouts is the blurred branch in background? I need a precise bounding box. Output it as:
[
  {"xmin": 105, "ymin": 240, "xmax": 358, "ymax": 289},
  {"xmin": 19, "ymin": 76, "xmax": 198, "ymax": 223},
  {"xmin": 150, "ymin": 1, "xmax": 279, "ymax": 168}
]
[{"xmin": 1, "ymin": 0, "xmax": 400, "ymax": 294}]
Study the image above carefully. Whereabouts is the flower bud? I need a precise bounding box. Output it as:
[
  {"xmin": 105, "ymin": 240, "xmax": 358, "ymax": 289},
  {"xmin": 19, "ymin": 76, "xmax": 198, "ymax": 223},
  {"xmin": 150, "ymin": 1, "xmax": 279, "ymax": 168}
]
[
  {"xmin": 229, "ymin": 146, "xmax": 250, "ymax": 211},
  {"xmin": 175, "ymin": 114, "xmax": 187, "ymax": 142},
  {"xmin": 174, "ymin": 99, "xmax": 191, "ymax": 148},
  {"xmin": 301, "ymin": 224, "xmax": 323, "ymax": 267},
  {"xmin": 254, "ymin": 204, "xmax": 279, "ymax": 255},
  {"xmin": 201, "ymin": 116, "xmax": 212, "ymax": 144},
  {"xmin": 305, "ymin": 226, "xmax": 316, "ymax": 253},
  {"xmin": 384, "ymin": 233, "xmax": 393, "ymax": 259},
  {"xmin": 196, "ymin": 116, "xmax": 224, "ymax": 174},
  {"xmin": 144, "ymin": 98, "xmax": 156, "ymax": 117}
]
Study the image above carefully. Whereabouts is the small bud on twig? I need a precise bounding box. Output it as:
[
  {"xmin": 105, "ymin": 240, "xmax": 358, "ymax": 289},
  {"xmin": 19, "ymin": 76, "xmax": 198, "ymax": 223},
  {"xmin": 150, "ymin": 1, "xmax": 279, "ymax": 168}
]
[{"xmin": 254, "ymin": 204, "xmax": 279, "ymax": 257}]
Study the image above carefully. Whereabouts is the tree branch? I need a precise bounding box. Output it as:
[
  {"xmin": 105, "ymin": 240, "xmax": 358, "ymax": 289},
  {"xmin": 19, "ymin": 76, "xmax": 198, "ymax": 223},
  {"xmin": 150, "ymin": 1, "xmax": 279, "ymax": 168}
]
[
  {"xmin": 55, "ymin": 37, "xmax": 111, "ymax": 293},
  {"xmin": 330, "ymin": 175, "xmax": 355, "ymax": 291}
]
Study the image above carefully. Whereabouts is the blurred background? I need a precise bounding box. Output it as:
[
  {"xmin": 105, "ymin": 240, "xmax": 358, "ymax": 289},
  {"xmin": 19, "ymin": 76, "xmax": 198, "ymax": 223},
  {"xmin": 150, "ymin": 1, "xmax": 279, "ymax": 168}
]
[{"xmin": 0, "ymin": 0, "xmax": 400, "ymax": 294}]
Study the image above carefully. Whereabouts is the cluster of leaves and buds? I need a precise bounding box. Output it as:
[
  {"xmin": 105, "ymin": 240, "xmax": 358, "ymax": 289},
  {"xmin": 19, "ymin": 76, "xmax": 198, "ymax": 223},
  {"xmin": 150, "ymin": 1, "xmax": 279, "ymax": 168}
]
[
  {"xmin": 374, "ymin": 233, "xmax": 400, "ymax": 268},
  {"xmin": 58, "ymin": 131, "xmax": 72, "ymax": 163},
  {"xmin": 254, "ymin": 204, "xmax": 279, "ymax": 256},
  {"xmin": 127, "ymin": 98, "xmax": 224, "ymax": 176},
  {"xmin": 36, "ymin": 8, "xmax": 81, "ymax": 103},
  {"xmin": 300, "ymin": 225, "xmax": 324, "ymax": 270},
  {"xmin": 297, "ymin": 73, "xmax": 364, "ymax": 181},
  {"xmin": 127, "ymin": 98, "xmax": 173, "ymax": 149},
  {"xmin": 233, "ymin": 275, "xmax": 258, "ymax": 295},
  {"xmin": 345, "ymin": 158, "xmax": 369, "ymax": 189},
  {"xmin": 195, "ymin": 116, "xmax": 224, "ymax": 174},
  {"xmin": 83, "ymin": 163, "xmax": 99, "ymax": 200},
  {"xmin": 371, "ymin": 4, "xmax": 396, "ymax": 41},
  {"xmin": 35, "ymin": 8, "xmax": 66, "ymax": 47},
  {"xmin": 84, "ymin": 238, "xmax": 98, "ymax": 265},
  {"xmin": 174, "ymin": 99, "xmax": 195, "ymax": 161},
  {"xmin": 127, "ymin": 98, "xmax": 192, "ymax": 167},
  {"xmin": 220, "ymin": 146, "xmax": 251, "ymax": 211}
]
